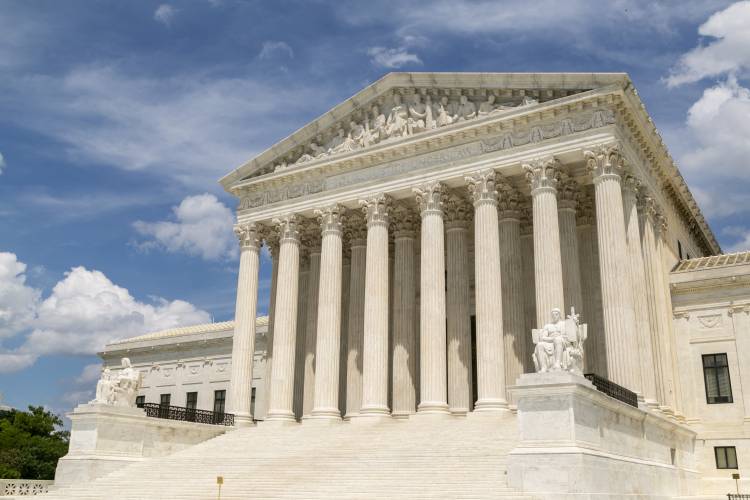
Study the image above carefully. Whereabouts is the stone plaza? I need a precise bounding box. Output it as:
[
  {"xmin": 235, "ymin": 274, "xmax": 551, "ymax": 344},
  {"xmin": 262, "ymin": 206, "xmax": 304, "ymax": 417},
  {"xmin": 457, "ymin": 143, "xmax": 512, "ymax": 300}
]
[{"xmin": 45, "ymin": 73, "xmax": 750, "ymax": 499}]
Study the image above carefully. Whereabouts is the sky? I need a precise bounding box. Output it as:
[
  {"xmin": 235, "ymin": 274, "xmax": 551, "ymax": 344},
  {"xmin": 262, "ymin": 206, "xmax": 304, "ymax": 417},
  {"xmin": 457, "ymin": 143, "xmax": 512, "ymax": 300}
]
[{"xmin": 1, "ymin": 0, "xmax": 749, "ymax": 420}]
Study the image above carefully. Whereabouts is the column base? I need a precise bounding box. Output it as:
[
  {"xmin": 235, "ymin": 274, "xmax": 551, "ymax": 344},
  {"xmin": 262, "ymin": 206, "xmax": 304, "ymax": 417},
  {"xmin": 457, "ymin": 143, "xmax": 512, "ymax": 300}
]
[
  {"xmin": 233, "ymin": 413, "xmax": 256, "ymax": 428},
  {"xmin": 417, "ymin": 401, "xmax": 450, "ymax": 414},
  {"xmin": 343, "ymin": 411, "xmax": 360, "ymax": 420},
  {"xmin": 391, "ymin": 411, "xmax": 415, "ymax": 419},
  {"xmin": 359, "ymin": 404, "xmax": 391, "ymax": 417},
  {"xmin": 473, "ymin": 398, "xmax": 509, "ymax": 411},
  {"xmin": 264, "ymin": 409, "xmax": 297, "ymax": 423},
  {"xmin": 307, "ymin": 407, "xmax": 342, "ymax": 421},
  {"xmin": 449, "ymin": 407, "xmax": 469, "ymax": 416}
]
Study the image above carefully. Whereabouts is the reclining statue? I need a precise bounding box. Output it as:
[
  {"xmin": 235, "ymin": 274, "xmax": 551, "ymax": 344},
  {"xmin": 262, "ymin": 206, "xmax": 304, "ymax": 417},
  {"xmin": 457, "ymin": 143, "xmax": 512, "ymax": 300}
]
[{"xmin": 532, "ymin": 308, "xmax": 587, "ymax": 375}]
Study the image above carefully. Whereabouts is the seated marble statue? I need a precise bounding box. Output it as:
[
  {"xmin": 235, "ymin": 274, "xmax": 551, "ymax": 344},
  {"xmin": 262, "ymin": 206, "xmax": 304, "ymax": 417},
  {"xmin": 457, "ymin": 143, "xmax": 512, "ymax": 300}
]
[
  {"xmin": 423, "ymin": 95, "xmax": 436, "ymax": 130},
  {"xmin": 367, "ymin": 105, "xmax": 387, "ymax": 144},
  {"xmin": 348, "ymin": 120, "xmax": 367, "ymax": 149},
  {"xmin": 92, "ymin": 368, "xmax": 115, "ymax": 405},
  {"xmin": 532, "ymin": 308, "xmax": 587, "ymax": 375}
]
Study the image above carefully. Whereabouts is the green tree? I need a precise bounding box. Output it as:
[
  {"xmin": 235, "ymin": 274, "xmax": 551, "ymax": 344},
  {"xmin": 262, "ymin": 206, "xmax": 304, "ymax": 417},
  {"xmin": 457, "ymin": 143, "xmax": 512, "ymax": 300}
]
[{"xmin": 0, "ymin": 406, "xmax": 69, "ymax": 480}]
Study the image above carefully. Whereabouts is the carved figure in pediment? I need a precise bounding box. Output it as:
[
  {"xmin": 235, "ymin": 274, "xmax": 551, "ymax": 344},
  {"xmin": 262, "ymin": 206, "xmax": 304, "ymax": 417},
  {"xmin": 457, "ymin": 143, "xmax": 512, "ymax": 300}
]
[
  {"xmin": 478, "ymin": 94, "xmax": 511, "ymax": 117},
  {"xmin": 326, "ymin": 126, "xmax": 347, "ymax": 153},
  {"xmin": 366, "ymin": 105, "xmax": 387, "ymax": 144},
  {"xmin": 521, "ymin": 95, "xmax": 539, "ymax": 106},
  {"xmin": 454, "ymin": 94, "xmax": 477, "ymax": 122},
  {"xmin": 273, "ymin": 161, "xmax": 288, "ymax": 172},
  {"xmin": 348, "ymin": 120, "xmax": 367, "ymax": 148},
  {"xmin": 424, "ymin": 95, "xmax": 436, "ymax": 130},
  {"xmin": 295, "ymin": 140, "xmax": 327, "ymax": 164},
  {"xmin": 408, "ymin": 93, "xmax": 428, "ymax": 134},
  {"xmin": 434, "ymin": 95, "xmax": 453, "ymax": 128},
  {"xmin": 386, "ymin": 94, "xmax": 409, "ymax": 139}
]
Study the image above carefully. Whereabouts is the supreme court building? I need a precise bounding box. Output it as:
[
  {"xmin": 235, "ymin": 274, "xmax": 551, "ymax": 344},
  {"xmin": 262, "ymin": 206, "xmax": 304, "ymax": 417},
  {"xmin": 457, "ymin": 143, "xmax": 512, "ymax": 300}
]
[{"xmin": 51, "ymin": 73, "xmax": 750, "ymax": 500}]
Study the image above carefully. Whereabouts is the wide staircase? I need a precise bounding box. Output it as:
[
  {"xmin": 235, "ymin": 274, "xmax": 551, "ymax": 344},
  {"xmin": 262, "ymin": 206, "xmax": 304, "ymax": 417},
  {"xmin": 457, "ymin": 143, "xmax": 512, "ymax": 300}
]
[{"xmin": 45, "ymin": 413, "xmax": 531, "ymax": 499}]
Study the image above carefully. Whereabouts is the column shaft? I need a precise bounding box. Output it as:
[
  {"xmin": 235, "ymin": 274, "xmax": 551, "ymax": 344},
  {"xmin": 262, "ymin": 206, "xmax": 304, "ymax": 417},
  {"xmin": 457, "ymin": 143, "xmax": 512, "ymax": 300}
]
[
  {"xmin": 392, "ymin": 205, "xmax": 418, "ymax": 417},
  {"xmin": 292, "ymin": 262, "xmax": 309, "ymax": 419},
  {"xmin": 520, "ymin": 223, "xmax": 537, "ymax": 374},
  {"xmin": 339, "ymin": 256, "xmax": 351, "ymax": 417},
  {"xmin": 523, "ymin": 159, "xmax": 565, "ymax": 327},
  {"xmin": 302, "ymin": 245, "xmax": 321, "ymax": 416},
  {"xmin": 266, "ymin": 216, "xmax": 301, "ymax": 421},
  {"xmin": 498, "ymin": 199, "xmax": 526, "ymax": 393},
  {"xmin": 360, "ymin": 195, "xmax": 391, "ymax": 416},
  {"xmin": 415, "ymin": 182, "xmax": 450, "ymax": 414},
  {"xmin": 259, "ymin": 242, "xmax": 279, "ymax": 420},
  {"xmin": 585, "ymin": 146, "xmax": 639, "ymax": 390},
  {"xmin": 445, "ymin": 196, "xmax": 472, "ymax": 413},
  {"xmin": 311, "ymin": 205, "xmax": 344, "ymax": 419},
  {"xmin": 228, "ymin": 223, "xmax": 261, "ymax": 426},
  {"xmin": 466, "ymin": 171, "xmax": 507, "ymax": 410},
  {"xmin": 345, "ymin": 223, "xmax": 367, "ymax": 418},
  {"xmin": 557, "ymin": 178, "xmax": 584, "ymax": 315}
]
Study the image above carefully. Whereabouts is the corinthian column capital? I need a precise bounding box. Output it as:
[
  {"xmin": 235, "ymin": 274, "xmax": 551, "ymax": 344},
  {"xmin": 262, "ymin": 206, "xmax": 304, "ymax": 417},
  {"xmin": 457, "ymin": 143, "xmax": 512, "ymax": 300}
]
[
  {"xmin": 260, "ymin": 224, "xmax": 280, "ymax": 255},
  {"xmin": 523, "ymin": 157, "xmax": 561, "ymax": 194},
  {"xmin": 444, "ymin": 193, "xmax": 472, "ymax": 229},
  {"xmin": 314, "ymin": 204, "xmax": 345, "ymax": 235},
  {"xmin": 622, "ymin": 174, "xmax": 641, "ymax": 202},
  {"xmin": 465, "ymin": 169, "xmax": 498, "ymax": 207},
  {"xmin": 556, "ymin": 175, "xmax": 580, "ymax": 212},
  {"xmin": 272, "ymin": 214, "xmax": 300, "ymax": 244},
  {"xmin": 391, "ymin": 203, "xmax": 419, "ymax": 237},
  {"xmin": 497, "ymin": 183, "xmax": 523, "ymax": 221},
  {"xmin": 584, "ymin": 144, "xmax": 624, "ymax": 181},
  {"xmin": 234, "ymin": 222, "xmax": 262, "ymax": 250},
  {"xmin": 413, "ymin": 180, "xmax": 447, "ymax": 215},
  {"xmin": 359, "ymin": 194, "xmax": 392, "ymax": 227},
  {"xmin": 345, "ymin": 210, "xmax": 368, "ymax": 245}
]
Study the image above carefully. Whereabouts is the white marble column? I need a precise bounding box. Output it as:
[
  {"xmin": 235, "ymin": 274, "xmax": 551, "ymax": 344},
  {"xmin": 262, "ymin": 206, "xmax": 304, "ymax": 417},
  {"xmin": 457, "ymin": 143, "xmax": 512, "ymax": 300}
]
[
  {"xmin": 311, "ymin": 205, "xmax": 344, "ymax": 420},
  {"xmin": 584, "ymin": 145, "xmax": 639, "ymax": 390},
  {"xmin": 557, "ymin": 177, "xmax": 584, "ymax": 315},
  {"xmin": 444, "ymin": 193, "xmax": 473, "ymax": 414},
  {"xmin": 577, "ymin": 192, "xmax": 607, "ymax": 376},
  {"xmin": 497, "ymin": 184, "xmax": 527, "ymax": 393},
  {"xmin": 302, "ymin": 230, "xmax": 321, "ymax": 417},
  {"xmin": 260, "ymin": 233, "xmax": 279, "ymax": 420},
  {"xmin": 339, "ymin": 248, "xmax": 351, "ymax": 417},
  {"xmin": 266, "ymin": 215, "xmax": 301, "ymax": 422},
  {"xmin": 228, "ymin": 222, "xmax": 261, "ymax": 426},
  {"xmin": 391, "ymin": 203, "xmax": 418, "ymax": 417},
  {"xmin": 520, "ymin": 211, "xmax": 537, "ymax": 374},
  {"xmin": 523, "ymin": 158, "xmax": 565, "ymax": 328},
  {"xmin": 292, "ymin": 254, "xmax": 309, "ymax": 419},
  {"xmin": 623, "ymin": 177, "xmax": 655, "ymax": 404},
  {"xmin": 465, "ymin": 171, "xmax": 507, "ymax": 411},
  {"xmin": 414, "ymin": 181, "xmax": 450, "ymax": 414},
  {"xmin": 655, "ymin": 214, "xmax": 678, "ymax": 413},
  {"xmin": 359, "ymin": 194, "xmax": 391, "ymax": 416},
  {"xmin": 345, "ymin": 212, "xmax": 367, "ymax": 418}
]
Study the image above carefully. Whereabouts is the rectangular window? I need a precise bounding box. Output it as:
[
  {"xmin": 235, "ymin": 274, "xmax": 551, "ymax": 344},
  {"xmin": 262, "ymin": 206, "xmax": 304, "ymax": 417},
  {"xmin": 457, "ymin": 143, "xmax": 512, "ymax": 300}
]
[
  {"xmin": 715, "ymin": 446, "xmax": 738, "ymax": 469},
  {"xmin": 160, "ymin": 393, "xmax": 171, "ymax": 406},
  {"xmin": 186, "ymin": 392, "xmax": 198, "ymax": 410},
  {"xmin": 135, "ymin": 395, "xmax": 145, "ymax": 408},
  {"xmin": 213, "ymin": 390, "xmax": 226, "ymax": 415},
  {"xmin": 703, "ymin": 353, "xmax": 733, "ymax": 404}
]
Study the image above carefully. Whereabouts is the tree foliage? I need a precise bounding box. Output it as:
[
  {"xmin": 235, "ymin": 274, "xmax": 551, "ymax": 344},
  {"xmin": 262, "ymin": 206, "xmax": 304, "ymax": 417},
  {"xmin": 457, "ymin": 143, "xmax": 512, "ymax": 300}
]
[{"xmin": 0, "ymin": 406, "xmax": 69, "ymax": 480}]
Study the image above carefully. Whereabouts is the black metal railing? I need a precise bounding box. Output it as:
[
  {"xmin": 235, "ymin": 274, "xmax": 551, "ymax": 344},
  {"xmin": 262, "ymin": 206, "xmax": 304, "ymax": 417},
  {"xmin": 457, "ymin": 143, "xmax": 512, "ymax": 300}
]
[
  {"xmin": 728, "ymin": 495, "xmax": 750, "ymax": 499},
  {"xmin": 584, "ymin": 373, "xmax": 638, "ymax": 408},
  {"xmin": 137, "ymin": 402, "xmax": 234, "ymax": 426}
]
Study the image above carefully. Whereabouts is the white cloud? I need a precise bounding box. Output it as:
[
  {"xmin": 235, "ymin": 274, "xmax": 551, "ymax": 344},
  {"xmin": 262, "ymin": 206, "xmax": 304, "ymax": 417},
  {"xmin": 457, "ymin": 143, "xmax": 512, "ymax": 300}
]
[
  {"xmin": 0, "ymin": 254, "xmax": 211, "ymax": 373},
  {"xmin": 259, "ymin": 41, "xmax": 294, "ymax": 60},
  {"xmin": 367, "ymin": 46, "xmax": 422, "ymax": 68},
  {"xmin": 154, "ymin": 4, "xmax": 178, "ymax": 26},
  {"xmin": 667, "ymin": 1, "xmax": 750, "ymax": 87},
  {"xmin": 76, "ymin": 363, "xmax": 103, "ymax": 385},
  {"xmin": 0, "ymin": 252, "xmax": 40, "ymax": 339},
  {"xmin": 133, "ymin": 193, "xmax": 236, "ymax": 261},
  {"xmin": 0, "ymin": 65, "xmax": 325, "ymax": 189},
  {"xmin": 0, "ymin": 152, "xmax": 5, "ymax": 174}
]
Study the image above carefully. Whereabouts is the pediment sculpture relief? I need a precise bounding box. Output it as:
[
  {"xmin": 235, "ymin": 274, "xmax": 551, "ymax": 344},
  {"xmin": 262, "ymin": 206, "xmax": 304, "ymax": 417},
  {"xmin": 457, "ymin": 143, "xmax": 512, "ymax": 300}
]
[{"xmin": 274, "ymin": 89, "xmax": 541, "ymax": 173}]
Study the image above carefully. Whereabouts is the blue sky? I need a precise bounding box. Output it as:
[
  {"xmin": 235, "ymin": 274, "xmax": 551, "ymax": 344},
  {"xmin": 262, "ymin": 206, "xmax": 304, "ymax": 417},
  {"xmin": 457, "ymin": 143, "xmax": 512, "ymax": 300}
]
[{"xmin": 1, "ymin": 0, "xmax": 749, "ymax": 419}]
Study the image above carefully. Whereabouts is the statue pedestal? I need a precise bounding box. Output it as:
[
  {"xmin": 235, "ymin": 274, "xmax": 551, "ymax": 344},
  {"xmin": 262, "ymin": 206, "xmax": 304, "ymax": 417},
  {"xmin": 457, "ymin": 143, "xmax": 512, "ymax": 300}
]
[
  {"xmin": 507, "ymin": 372, "xmax": 699, "ymax": 499},
  {"xmin": 55, "ymin": 403, "xmax": 227, "ymax": 487}
]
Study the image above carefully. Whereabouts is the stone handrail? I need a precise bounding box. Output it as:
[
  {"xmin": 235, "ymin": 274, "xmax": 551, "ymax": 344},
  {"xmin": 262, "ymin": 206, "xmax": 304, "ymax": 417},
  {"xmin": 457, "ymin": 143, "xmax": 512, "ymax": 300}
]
[{"xmin": 0, "ymin": 479, "xmax": 54, "ymax": 496}]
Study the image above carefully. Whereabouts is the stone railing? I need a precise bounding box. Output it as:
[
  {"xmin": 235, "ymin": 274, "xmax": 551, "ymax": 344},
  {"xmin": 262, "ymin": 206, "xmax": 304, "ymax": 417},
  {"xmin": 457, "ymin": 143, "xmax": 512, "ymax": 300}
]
[{"xmin": 0, "ymin": 479, "xmax": 54, "ymax": 496}]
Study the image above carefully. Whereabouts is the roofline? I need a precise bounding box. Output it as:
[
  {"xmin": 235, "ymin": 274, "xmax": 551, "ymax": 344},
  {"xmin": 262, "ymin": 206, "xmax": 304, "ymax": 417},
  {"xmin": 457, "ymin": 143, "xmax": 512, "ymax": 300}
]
[{"xmin": 218, "ymin": 72, "xmax": 630, "ymax": 190}]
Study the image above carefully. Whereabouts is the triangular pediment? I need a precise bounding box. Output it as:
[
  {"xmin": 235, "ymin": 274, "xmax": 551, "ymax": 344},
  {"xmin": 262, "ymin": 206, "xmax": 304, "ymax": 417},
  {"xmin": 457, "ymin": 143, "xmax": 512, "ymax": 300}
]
[{"xmin": 219, "ymin": 72, "xmax": 629, "ymax": 189}]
